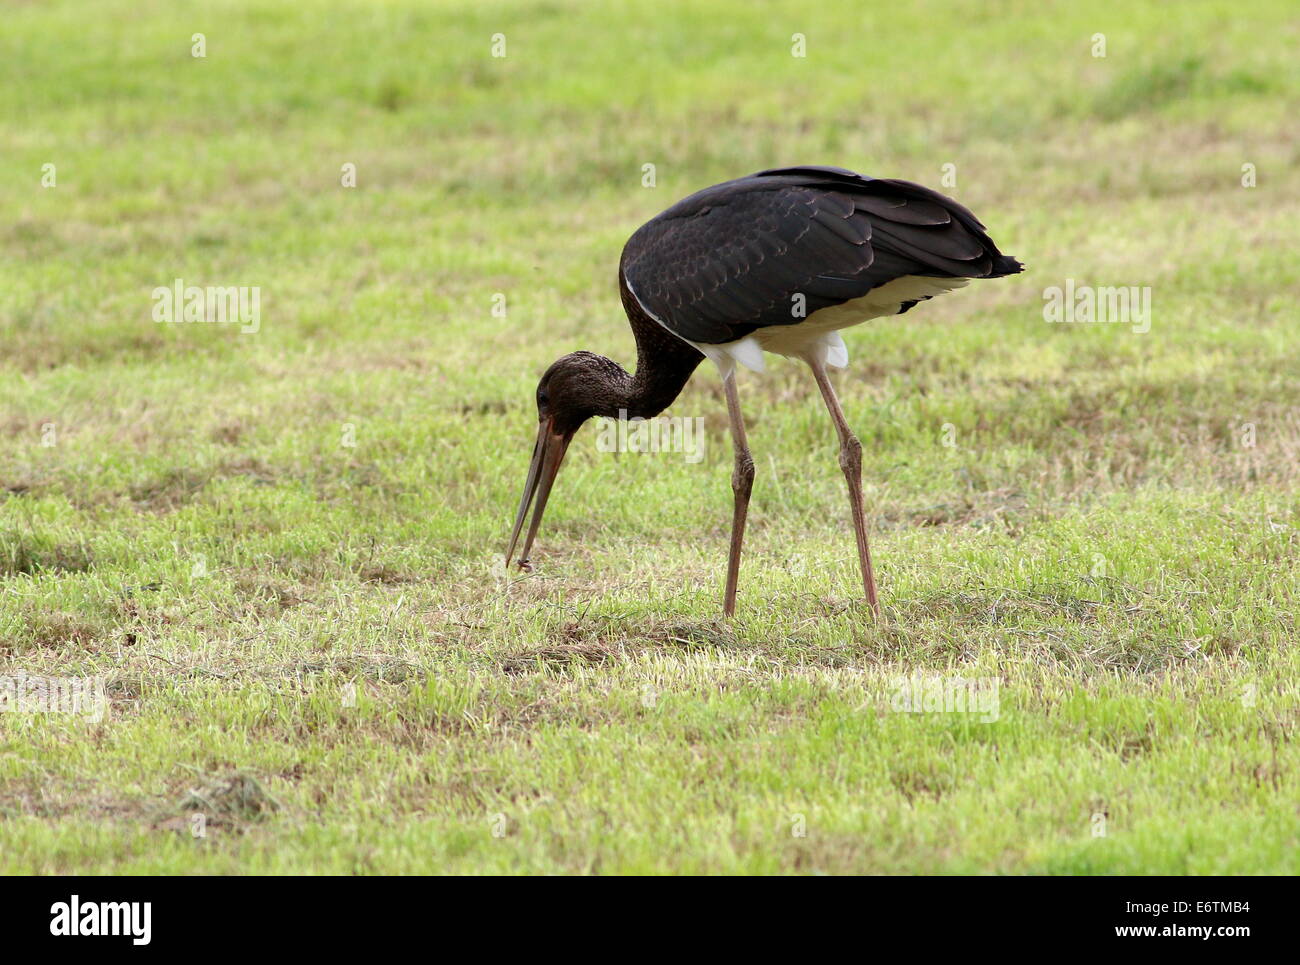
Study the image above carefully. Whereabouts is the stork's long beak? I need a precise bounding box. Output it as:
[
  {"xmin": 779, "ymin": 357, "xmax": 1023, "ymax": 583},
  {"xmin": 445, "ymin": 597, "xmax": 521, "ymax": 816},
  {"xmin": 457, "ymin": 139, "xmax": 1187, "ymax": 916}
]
[{"xmin": 505, "ymin": 419, "xmax": 572, "ymax": 571}]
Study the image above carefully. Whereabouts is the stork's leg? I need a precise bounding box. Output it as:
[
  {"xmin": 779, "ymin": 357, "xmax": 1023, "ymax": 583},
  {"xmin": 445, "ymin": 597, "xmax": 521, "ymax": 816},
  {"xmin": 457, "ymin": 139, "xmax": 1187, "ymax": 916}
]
[
  {"xmin": 807, "ymin": 357, "xmax": 880, "ymax": 617},
  {"xmin": 722, "ymin": 370, "xmax": 754, "ymax": 617}
]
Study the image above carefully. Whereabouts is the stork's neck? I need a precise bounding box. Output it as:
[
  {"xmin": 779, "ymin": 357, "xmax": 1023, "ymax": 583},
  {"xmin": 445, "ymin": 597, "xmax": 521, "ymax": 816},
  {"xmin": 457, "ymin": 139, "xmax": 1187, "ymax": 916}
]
[{"xmin": 611, "ymin": 274, "xmax": 704, "ymax": 419}]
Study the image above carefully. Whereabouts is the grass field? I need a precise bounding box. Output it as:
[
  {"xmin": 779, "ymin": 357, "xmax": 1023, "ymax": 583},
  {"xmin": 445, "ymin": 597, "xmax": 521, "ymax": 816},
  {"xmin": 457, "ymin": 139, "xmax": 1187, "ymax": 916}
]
[{"xmin": 1, "ymin": 0, "xmax": 1298, "ymax": 874}]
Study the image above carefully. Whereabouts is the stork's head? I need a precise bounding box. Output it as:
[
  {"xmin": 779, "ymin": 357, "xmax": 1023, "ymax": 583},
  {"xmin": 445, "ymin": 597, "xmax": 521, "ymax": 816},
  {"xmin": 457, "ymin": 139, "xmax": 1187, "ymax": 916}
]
[{"xmin": 505, "ymin": 352, "xmax": 623, "ymax": 571}]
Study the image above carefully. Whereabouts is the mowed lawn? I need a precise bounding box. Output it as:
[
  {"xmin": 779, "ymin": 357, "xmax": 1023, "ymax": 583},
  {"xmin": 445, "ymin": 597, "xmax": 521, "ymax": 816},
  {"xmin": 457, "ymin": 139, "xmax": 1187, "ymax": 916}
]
[{"xmin": 1, "ymin": 0, "xmax": 1297, "ymax": 874}]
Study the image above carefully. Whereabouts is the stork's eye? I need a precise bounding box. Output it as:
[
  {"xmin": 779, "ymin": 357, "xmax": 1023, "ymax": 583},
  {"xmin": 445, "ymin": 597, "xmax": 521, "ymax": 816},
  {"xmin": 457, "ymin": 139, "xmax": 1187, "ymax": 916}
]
[{"xmin": 537, "ymin": 390, "xmax": 549, "ymax": 407}]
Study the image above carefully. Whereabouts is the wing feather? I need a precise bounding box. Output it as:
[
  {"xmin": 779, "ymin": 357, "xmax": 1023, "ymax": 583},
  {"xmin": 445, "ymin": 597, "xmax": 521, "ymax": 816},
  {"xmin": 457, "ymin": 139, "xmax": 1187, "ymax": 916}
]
[{"xmin": 620, "ymin": 167, "xmax": 1021, "ymax": 345}]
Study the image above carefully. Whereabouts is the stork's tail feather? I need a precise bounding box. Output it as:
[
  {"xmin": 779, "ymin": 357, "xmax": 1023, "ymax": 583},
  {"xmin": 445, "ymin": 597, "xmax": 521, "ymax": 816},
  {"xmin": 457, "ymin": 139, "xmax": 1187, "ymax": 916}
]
[{"xmin": 992, "ymin": 255, "xmax": 1024, "ymax": 276}]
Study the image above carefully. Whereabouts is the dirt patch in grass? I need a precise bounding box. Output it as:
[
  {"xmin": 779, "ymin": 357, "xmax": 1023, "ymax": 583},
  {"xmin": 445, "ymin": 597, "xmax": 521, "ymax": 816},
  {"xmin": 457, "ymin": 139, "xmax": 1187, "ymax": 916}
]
[
  {"xmin": 233, "ymin": 575, "xmax": 306, "ymax": 614},
  {"xmin": 127, "ymin": 468, "xmax": 212, "ymax": 511},
  {"xmin": 293, "ymin": 656, "xmax": 419, "ymax": 684},
  {"xmin": 501, "ymin": 640, "xmax": 619, "ymax": 675},
  {"xmin": 891, "ymin": 763, "xmax": 958, "ymax": 804},
  {"xmin": 897, "ymin": 583, "xmax": 1111, "ymax": 628},
  {"xmin": 496, "ymin": 616, "xmax": 742, "ymax": 673},
  {"xmin": 0, "ymin": 534, "xmax": 94, "ymax": 578},
  {"xmin": 893, "ymin": 489, "xmax": 1030, "ymax": 530},
  {"xmin": 126, "ymin": 459, "xmax": 281, "ymax": 512},
  {"xmin": 4, "ymin": 609, "xmax": 101, "ymax": 652},
  {"xmin": 0, "ymin": 777, "xmax": 150, "ymax": 822},
  {"xmin": 653, "ymin": 619, "xmax": 736, "ymax": 650},
  {"xmin": 154, "ymin": 770, "xmax": 282, "ymax": 835},
  {"xmin": 210, "ymin": 421, "xmax": 246, "ymax": 445},
  {"xmin": 1117, "ymin": 726, "xmax": 1157, "ymax": 761},
  {"xmin": 872, "ymin": 579, "xmax": 1203, "ymax": 671},
  {"xmin": 356, "ymin": 563, "xmax": 421, "ymax": 585}
]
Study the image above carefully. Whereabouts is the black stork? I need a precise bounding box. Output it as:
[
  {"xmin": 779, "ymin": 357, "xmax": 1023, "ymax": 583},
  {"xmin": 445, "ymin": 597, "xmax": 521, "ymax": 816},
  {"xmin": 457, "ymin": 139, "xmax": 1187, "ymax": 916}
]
[{"xmin": 506, "ymin": 165, "xmax": 1021, "ymax": 617}]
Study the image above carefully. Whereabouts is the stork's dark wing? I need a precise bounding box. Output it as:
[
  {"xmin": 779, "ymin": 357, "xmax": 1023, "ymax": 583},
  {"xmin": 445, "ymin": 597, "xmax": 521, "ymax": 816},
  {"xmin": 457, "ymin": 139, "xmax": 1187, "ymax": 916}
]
[{"xmin": 619, "ymin": 165, "xmax": 1022, "ymax": 345}]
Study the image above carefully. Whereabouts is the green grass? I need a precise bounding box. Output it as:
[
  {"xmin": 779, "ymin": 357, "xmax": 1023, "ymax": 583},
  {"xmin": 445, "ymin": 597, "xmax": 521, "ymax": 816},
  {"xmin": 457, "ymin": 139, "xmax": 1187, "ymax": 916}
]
[{"xmin": 1, "ymin": 0, "xmax": 1298, "ymax": 874}]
